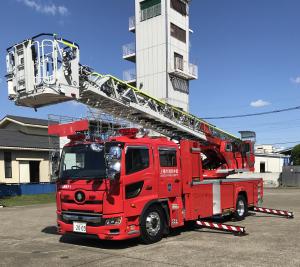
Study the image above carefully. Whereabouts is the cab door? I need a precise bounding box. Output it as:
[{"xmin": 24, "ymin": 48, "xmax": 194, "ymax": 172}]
[
  {"xmin": 157, "ymin": 147, "xmax": 181, "ymax": 198},
  {"xmin": 122, "ymin": 145, "xmax": 154, "ymax": 217}
]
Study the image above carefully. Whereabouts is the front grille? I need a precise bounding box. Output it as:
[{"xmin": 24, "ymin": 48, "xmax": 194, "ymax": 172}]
[
  {"xmin": 61, "ymin": 211, "xmax": 104, "ymax": 226},
  {"xmin": 62, "ymin": 199, "xmax": 103, "ymax": 204}
]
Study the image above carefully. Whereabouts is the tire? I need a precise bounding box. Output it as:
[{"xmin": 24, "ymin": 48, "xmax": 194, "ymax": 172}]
[
  {"xmin": 140, "ymin": 205, "xmax": 165, "ymax": 244},
  {"xmin": 234, "ymin": 195, "xmax": 248, "ymax": 221}
]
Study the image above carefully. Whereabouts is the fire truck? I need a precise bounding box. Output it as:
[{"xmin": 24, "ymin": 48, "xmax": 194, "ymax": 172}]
[{"xmin": 5, "ymin": 34, "xmax": 292, "ymax": 243}]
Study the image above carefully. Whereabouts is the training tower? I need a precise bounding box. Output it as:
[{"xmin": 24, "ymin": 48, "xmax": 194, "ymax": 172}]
[{"xmin": 123, "ymin": 0, "xmax": 198, "ymax": 111}]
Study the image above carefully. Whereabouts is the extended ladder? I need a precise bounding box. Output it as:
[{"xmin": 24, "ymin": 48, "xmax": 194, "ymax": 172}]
[{"xmin": 6, "ymin": 34, "xmax": 240, "ymax": 143}]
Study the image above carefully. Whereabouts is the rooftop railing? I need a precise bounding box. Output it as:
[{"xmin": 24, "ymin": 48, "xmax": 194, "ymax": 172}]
[
  {"xmin": 129, "ymin": 16, "xmax": 135, "ymax": 31},
  {"xmin": 123, "ymin": 69, "xmax": 136, "ymax": 82},
  {"xmin": 122, "ymin": 42, "xmax": 136, "ymax": 57},
  {"xmin": 189, "ymin": 63, "xmax": 198, "ymax": 79}
]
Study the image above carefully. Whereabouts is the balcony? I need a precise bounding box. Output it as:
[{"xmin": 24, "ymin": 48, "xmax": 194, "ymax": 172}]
[
  {"xmin": 188, "ymin": 63, "xmax": 198, "ymax": 80},
  {"xmin": 123, "ymin": 69, "xmax": 136, "ymax": 86},
  {"xmin": 169, "ymin": 58, "xmax": 198, "ymax": 80},
  {"xmin": 129, "ymin": 16, "xmax": 135, "ymax": 33},
  {"xmin": 122, "ymin": 42, "xmax": 136, "ymax": 62}
]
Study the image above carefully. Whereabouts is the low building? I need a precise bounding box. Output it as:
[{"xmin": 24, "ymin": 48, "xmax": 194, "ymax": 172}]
[
  {"xmin": 229, "ymin": 144, "xmax": 290, "ymax": 188},
  {"xmin": 255, "ymin": 145, "xmax": 290, "ymax": 173},
  {"xmin": 0, "ymin": 115, "xmax": 52, "ymax": 184}
]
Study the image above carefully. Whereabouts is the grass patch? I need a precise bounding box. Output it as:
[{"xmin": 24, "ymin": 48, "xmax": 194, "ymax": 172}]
[{"xmin": 0, "ymin": 193, "xmax": 56, "ymax": 207}]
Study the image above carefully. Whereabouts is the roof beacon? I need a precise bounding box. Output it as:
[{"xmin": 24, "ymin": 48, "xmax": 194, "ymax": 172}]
[{"xmin": 119, "ymin": 128, "xmax": 139, "ymax": 138}]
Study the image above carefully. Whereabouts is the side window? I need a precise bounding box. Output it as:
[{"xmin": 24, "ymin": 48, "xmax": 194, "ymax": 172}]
[
  {"xmin": 170, "ymin": 23, "xmax": 186, "ymax": 43},
  {"xmin": 242, "ymin": 143, "xmax": 250, "ymax": 153},
  {"xmin": 225, "ymin": 143, "xmax": 232, "ymax": 152},
  {"xmin": 159, "ymin": 149, "xmax": 177, "ymax": 167},
  {"xmin": 174, "ymin": 52, "xmax": 184, "ymax": 71},
  {"xmin": 171, "ymin": 0, "xmax": 187, "ymax": 16},
  {"xmin": 126, "ymin": 147, "xmax": 150, "ymax": 175},
  {"xmin": 140, "ymin": 0, "xmax": 161, "ymax": 21},
  {"xmin": 4, "ymin": 151, "xmax": 12, "ymax": 178}
]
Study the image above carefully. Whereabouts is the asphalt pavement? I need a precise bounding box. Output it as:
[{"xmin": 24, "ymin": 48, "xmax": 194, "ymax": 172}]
[{"xmin": 0, "ymin": 188, "xmax": 299, "ymax": 267}]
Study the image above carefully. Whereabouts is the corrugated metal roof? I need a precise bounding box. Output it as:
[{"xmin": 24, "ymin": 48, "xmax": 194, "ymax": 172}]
[
  {"xmin": 5, "ymin": 115, "xmax": 49, "ymax": 126},
  {"xmin": 0, "ymin": 129, "xmax": 50, "ymax": 149}
]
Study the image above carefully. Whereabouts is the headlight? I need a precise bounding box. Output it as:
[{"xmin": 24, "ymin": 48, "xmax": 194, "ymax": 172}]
[{"xmin": 105, "ymin": 217, "xmax": 122, "ymax": 225}]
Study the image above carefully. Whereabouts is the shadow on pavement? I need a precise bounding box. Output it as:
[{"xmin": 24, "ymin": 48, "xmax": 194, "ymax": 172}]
[
  {"xmin": 59, "ymin": 234, "xmax": 139, "ymax": 249},
  {"xmin": 41, "ymin": 226, "xmax": 139, "ymax": 249},
  {"xmin": 41, "ymin": 219, "xmax": 243, "ymax": 249},
  {"xmin": 42, "ymin": 226, "xmax": 60, "ymax": 235}
]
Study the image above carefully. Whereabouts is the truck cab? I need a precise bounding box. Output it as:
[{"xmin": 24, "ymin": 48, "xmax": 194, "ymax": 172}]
[{"xmin": 56, "ymin": 130, "xmax": 183, "ymax": 242}]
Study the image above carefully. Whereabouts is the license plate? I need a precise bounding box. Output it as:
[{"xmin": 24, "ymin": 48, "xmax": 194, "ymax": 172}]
[{"xmin": 73, "ymin": 221, "xmax": 86, "ymax": 233}]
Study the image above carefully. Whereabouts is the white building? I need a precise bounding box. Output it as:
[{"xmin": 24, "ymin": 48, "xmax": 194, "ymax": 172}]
[
  {"xmin": 229, "ymin": 144, "xmax": 290, "ymax": 188},
  {"xmin": 254, "ymin": 145, "xmax": 289, "ymax": 173},
  {"xmin": 123, "ymin": 0, "xmax": 198, "ymax": 111}
]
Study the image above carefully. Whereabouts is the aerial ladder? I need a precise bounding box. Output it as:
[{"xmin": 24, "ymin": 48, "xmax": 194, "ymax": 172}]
[{"xmin": 5, "ymin": 33, "xmax": 255, "ymax": 178}]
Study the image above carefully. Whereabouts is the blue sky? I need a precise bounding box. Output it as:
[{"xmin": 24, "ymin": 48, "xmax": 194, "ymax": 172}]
[{"xmin": 0, "ymin": 0, "xmax": 300, "ymax": 147}]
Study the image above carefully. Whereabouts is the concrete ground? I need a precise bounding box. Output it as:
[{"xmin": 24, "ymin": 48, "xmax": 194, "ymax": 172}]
[{"xmin": 0, "ymin": 188, "xmax": 299, "ymax": 267}]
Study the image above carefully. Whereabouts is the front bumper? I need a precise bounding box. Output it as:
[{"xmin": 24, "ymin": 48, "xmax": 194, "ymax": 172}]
[{"xmin": 57, "ymin": 212, "xmax": 140, "ymax": 240}]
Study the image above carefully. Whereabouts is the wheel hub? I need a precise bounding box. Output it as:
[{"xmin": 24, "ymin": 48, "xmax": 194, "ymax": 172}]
[
  {"xmin": 237, "ymin": 199, "xmax": 245, "ymax": 216},
  {"xmin": 145, "ymin": 212, "xmax": 161, "ymax": 236}
]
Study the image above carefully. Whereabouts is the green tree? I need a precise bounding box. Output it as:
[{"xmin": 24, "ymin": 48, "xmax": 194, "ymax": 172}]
[{"xmin": 291, "ymin": 144, "xmax": 300, "ymax": 165}]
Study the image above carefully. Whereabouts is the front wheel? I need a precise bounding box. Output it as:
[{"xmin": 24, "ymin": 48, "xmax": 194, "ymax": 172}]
[
  {"xmin": 234, "ymin": 195, "xmax": 248, "ymax": 221},
  {"xmin": 140, "ymin": 205, "xmax": 165, "ymax": 244}
]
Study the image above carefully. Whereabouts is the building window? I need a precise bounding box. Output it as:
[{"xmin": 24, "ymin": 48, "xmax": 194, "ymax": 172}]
[
  {"xmin": 126, "ymin": 147, "xmax": 150, "ymax": 174},
  {"xmin": 174, "ymin": 53, "xmax": 184, "ymax": 71},
  {"xmin": 260, "ymin": 162, "xmax": 266, "ymax": 173},
  {"xmin": 171, "ymin": 0, "xmax": 187, "ymax": 16},
  {"xmin": 4, "ymin": 151, "xmax": 12, "ymax": 178},
  {"xmin": 140, "ymin": 0, "xmax": 161, "ymax": 21},
  {"xmin": 170, "ymin": 23, "xmax": 186, "ymax": 43},
  {"xmin": 159, "ymin": 149, "xmax": 177, "ymax": 167},
  {"xmin": 170, "ymin": 75, "xmax": 189, "ymax": 93}
]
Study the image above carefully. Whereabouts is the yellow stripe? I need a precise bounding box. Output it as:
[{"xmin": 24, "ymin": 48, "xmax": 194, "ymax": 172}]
[
  {"xmin": 91, "ymin": 73, "xmax": 240, "ymax": 140},
  {"xmin": 57, "ymin": 39, "xmax": 78, "ymax": 49}
]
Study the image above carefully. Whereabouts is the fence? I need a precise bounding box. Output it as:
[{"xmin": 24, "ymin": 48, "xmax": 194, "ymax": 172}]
[
  {"xmin": 282, "ymin": 166, "xmax": 300, "ymax": 187},
  {"xmin": 0, "ymin": 183, "xmax": 56, "ymax": 197}
]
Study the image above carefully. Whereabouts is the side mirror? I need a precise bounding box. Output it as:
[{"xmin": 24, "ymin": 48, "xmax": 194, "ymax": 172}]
[
  {"xmin": 108, "ymin": 146, "xmax": 122, "ymax": 160},
  {"xmin": 51, "ymin": 151, "xmax": 60, "ymax": 182},
  {"xmin": 106, "ymin": 160, "xmax": 121, "ymax": 181},
  {"xmin": 105, "ymin": 146, "xmax": 122, "ymax": 180},
  {"xmin": 51, "ymin": 169, "xmax": 59, "ymax": 182}
]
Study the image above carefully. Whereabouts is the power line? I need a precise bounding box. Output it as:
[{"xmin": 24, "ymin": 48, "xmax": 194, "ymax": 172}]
[
  {"xmin": 258, "ymin": 141, "xmax": 300, "ymax": 146},
  {"xmin": 203, "ymin": 106, "xmax": 300, "ymax": 120}
]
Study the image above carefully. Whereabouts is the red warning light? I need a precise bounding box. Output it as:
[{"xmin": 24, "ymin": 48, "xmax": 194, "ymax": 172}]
[
  {"xmin": 67, "ymin": 133, "xmax": 86, "ymax": 142},
  {"xmin": 119, "ymin": 128, "xmax": 139, "ymax": 138}
]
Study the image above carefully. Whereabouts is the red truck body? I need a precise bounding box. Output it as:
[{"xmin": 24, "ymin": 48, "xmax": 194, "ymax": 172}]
[{"xmin": 55, "ymin": 131, "xmax": 263, "ymax": 243}]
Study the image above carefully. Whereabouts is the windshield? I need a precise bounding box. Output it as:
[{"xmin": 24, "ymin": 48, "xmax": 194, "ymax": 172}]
[{"xmin": 59, "ymin": 144, "xmax": 106, "ymax": 179}]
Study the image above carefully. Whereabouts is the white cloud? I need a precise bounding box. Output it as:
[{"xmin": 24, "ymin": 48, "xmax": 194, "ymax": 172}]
[
  {"xmin": 18, "ymin": 0, "xmax": 69, "ymax": 16},
  {"xmin": 58, "ymin": 5, "xmax": 68, "ymax": 16},
  {"xmin": 250, "ymin": 99, "xmax": 271, "ymax": 108},
  {"xmin": 291, "ymin": 76, "xmax": 300, "ymax": 85}
]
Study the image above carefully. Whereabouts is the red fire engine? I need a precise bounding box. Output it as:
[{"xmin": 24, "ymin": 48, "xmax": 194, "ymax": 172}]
[
  {"xmin": 5, "ymin": 34, "xmax": 293, "ymax": 243},
  {"xmin": 51, "ymin": 124, "xmax": 262, "ymax": 243}
]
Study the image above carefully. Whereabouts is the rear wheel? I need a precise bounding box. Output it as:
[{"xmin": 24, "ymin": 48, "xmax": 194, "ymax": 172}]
[
  {"xmin": 140, "ymin": 205, "xmax": 165, "ymax": 244},
  {"xmin": 234, "ymin": 195, "xmax": 248, "ymax": 221}
]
